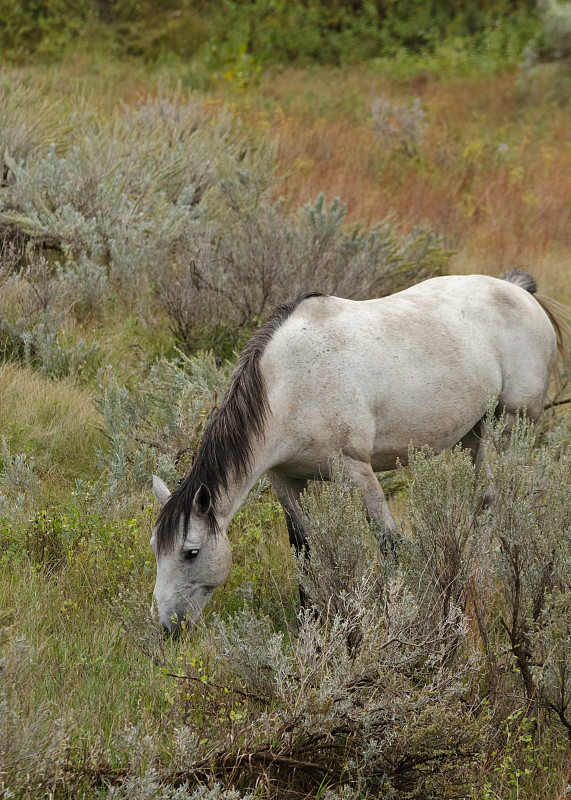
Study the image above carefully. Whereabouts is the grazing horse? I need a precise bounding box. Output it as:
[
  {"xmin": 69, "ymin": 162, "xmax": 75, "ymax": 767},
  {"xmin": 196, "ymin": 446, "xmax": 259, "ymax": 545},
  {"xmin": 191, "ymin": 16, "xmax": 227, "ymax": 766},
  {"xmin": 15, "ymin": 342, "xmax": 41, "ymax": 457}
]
[{"xmin": 150, "ymin": 269, "xmax": 568, "ymax": 633}]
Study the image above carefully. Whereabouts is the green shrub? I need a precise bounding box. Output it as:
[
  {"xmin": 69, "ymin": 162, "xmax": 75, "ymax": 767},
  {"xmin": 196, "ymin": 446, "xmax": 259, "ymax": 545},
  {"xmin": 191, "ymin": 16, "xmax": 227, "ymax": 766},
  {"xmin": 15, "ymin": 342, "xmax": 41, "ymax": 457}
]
[
  {"xmin": 0, "ymin": 437, "xmax": 39, "ymax": 524},
  {"xmin": 1, "ymin": 78, "xmax": 451, "ymax": 353},
  {"xmin": 0, "ymin": 309, "xmax": 100, "ymax": 380},
  {"xmin": 0, "ymin": 0, "xmax": 90, "ymax": 60},
  {"xmin": 0, "ymin": 0, "xmax": 539, "ymax": 68},
  {"xmin": 536, "ymin": 0, "xmax": 571, "ymax": 62},
  {"xmin": 402, "ymin": 413, "xmax": 571, "ymax": 742},
  {"xmin": 478, "ymin": 415, "xmax": 571, "ymax": 733},
  {"xmin": 517, "ymin": 0, "xmax": 571, "ymax": 101},
  {"xmin": 203, "ymin": 0, "xmax": 538, "ymax": 69},
  {"xmin": 0, "ymin": 85, "xmax": 277, "ymax": 315}
]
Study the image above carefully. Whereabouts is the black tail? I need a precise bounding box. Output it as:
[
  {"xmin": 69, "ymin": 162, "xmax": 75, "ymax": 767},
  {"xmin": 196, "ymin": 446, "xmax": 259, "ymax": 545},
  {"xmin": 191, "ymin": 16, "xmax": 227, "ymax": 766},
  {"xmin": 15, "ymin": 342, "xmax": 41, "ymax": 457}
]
[
  {"xmin": 500, "ymin": 267, "xmax": 537, "ymax": 295},
  {"xmin": 499, "ymin": 268, "xmax": 571, "ymax": 395}
]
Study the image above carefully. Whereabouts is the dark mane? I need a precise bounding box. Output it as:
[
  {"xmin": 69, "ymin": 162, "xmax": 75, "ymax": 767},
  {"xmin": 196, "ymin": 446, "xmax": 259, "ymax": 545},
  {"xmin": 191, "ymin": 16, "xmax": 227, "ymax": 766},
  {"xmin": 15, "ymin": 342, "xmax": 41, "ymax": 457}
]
[{"xmin": 155, "ymin": 292, "xmax": 324, "ymax": 554}]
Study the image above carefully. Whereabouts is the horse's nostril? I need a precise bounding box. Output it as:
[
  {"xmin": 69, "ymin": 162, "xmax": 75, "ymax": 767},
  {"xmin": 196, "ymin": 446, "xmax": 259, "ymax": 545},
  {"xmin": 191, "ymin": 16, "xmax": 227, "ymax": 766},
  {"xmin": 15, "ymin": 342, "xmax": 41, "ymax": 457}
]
[{"xmin": 161, "ymin": 622, "xmax": 182, "ymax": 639}]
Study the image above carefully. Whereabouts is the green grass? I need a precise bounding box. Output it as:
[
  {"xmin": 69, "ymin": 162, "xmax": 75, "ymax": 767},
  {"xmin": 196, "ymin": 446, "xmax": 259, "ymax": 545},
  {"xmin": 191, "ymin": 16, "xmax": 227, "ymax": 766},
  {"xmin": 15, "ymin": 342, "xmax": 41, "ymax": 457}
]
[{"xmin": 0, "ymin": 364, "xmax": 101, "ymax": 491}]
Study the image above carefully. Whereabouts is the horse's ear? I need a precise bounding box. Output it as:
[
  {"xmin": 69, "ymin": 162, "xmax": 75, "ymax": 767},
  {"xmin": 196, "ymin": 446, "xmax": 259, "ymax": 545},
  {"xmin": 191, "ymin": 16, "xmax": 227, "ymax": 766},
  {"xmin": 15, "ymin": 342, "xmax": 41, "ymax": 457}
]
[
  {"xmin": 152, "ymin": 475, "xmax": 171, "ymax": 507},
  {"xmin": 192, "ymin": 484, "xmax": 211, "ymax": 517}
]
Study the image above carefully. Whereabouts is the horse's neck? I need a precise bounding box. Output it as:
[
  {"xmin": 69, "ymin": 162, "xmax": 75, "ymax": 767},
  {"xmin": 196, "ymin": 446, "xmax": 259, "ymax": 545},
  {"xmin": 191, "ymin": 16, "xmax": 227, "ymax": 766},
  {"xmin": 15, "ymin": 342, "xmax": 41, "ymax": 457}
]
[{"xmin": 215, "ymin": 435, "xmax": 275, "ymax": 529}]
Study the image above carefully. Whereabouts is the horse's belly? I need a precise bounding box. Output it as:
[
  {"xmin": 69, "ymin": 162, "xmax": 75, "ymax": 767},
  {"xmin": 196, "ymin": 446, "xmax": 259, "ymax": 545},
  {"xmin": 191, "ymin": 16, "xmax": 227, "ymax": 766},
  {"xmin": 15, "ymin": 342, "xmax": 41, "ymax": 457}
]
[
  {"xmin": 271, "ymin": 384, "xmax": 489, "ymax": 476},
  {"xmin": 268, "ymin": 348, "xmax": 502, "ymax": 474},
  {"xmin": 369, "ymin": 413, "xmax": 482, "ymax": 470},
  {"xmin": 368, "ymin": 370, "xmax": 498, "ymax": 469}
]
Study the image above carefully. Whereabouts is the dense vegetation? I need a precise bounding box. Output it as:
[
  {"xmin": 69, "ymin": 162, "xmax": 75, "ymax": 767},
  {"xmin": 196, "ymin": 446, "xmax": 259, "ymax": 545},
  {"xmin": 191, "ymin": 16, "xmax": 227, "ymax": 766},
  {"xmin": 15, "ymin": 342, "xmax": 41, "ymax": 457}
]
[
  {"xmin": 0, "ymin": 0, "xmax": 539, "ymax": 67},
  {"xmin": 1, "ymin": 1, "xmax": 571, "ymax": 798}
]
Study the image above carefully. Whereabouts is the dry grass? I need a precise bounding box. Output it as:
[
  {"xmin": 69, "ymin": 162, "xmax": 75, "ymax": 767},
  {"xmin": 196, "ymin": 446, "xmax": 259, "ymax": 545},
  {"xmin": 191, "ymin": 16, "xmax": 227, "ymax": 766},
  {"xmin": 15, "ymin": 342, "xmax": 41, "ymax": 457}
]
[
  {"xmin": 246, "ymin": 67, "xmax": 571, "ymax": 302},
  {"xmin": 0, "ymin": 362, "xmax": 101, "ymax": 486}
]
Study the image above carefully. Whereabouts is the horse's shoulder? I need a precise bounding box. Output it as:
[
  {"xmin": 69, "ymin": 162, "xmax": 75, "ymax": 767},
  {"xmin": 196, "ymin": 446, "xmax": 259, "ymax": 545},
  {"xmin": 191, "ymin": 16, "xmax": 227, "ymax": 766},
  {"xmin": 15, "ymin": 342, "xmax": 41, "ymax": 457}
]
[{"xmin": 274, "ymin": 293, "xmax": 351, "ymax": 331}]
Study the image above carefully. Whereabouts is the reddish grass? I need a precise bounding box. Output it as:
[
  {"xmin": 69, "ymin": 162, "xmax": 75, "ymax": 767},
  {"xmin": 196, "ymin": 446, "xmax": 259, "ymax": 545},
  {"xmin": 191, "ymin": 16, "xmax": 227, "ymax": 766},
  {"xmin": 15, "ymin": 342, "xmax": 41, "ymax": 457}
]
[{"xmin": 249, "ymin": 68, "xmax": 571, "ymax": 301}]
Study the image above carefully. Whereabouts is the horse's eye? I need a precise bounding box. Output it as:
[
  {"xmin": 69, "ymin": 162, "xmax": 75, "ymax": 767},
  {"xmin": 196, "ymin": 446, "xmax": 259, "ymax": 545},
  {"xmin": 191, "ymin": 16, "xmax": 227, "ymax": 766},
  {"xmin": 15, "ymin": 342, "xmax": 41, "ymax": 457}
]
[{"xmin": 183, "ymin": 548, "xmax": 200, "ymax": 561}]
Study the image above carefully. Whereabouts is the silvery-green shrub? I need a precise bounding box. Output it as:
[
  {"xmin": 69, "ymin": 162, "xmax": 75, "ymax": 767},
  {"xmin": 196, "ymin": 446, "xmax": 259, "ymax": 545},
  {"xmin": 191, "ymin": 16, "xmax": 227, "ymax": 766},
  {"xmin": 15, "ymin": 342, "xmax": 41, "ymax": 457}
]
[
  {"xmin": 0, "ymin": 309, "xmax": 100, "ymax": 379},
  {"xmin": 57, "ymin": 252, "xmax": 109, "ymax": 318},
  {"xmin": 95, "ymin": 353, "xmax": 230, "ymax": 506},
  {"xmin": 1, "ymin": 79, "xmax": 450, "ymax": 341}
]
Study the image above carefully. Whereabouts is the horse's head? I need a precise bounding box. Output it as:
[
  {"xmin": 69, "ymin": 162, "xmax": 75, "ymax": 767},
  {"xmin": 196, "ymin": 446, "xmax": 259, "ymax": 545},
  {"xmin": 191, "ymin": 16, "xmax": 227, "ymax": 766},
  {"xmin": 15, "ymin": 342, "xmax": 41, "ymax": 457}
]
[{"xmin": 150, "ymin": 475, "xmax": 232, "ymax": 634}]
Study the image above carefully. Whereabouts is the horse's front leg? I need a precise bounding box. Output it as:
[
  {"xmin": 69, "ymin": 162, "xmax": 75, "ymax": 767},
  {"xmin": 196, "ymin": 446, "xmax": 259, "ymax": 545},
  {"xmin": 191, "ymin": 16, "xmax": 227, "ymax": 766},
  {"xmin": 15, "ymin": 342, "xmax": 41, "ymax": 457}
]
[
  {"xmin": 268, "ymin": 471, "xmax": 311, "ymax": 610},
  {"xmin": 341, "ymin": 455, "xmax": 398, "ymax": 548}
]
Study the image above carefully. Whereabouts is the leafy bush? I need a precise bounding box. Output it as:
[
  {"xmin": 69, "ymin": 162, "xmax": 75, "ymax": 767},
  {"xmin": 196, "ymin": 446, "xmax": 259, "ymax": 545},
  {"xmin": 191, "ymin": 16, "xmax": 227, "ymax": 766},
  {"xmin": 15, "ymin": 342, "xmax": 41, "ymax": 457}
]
[
  {"xmin": 403, "ymin": 414, "xmax": 571, "ymax": 741},
  {"xmin": 0, "ymin": 79, "xmax": 452, "ymax": 358},
  {"xmin": 0, "ymin": 437, "xmax": 39, "ymax": 523},
  {"xmin": 208, "ymin": 602, "xmax": 479, "ymax": 797},
  {"xmin": 0, "ymin": 309, "xmax": 100, "ymax": 379},
  {"xmin": 97, "ymin": 0, "xmax": 210, "ymax": 61},
  {"xmin": 0, "ymin": 0, "xmax": 89, "ymax": 60},
  {"xmin": 535, "ymin": 0, "xmax": 571, "ymax": 62},
  {"xmin": 58, "ymin": 253, "xmax": 110, "ymax": 319},
  {"xmin": 400, "ymin": 443, "xmax": 485, "ymax": 631},
  {"xmin": 1, "ymin": 89, "xmax": 271, "ymax": 309},
  {"xmin": 476, "ymin": 415, "xmax": 571, "ymax": 733},
  {"xmin": 517, "ymin": 0, "xmax": 571, "ymax": 101},
  {"xmin": 198, "ymin": 0, "xmax": 538, "ymax": 70},
  {"xmin": 0, "ymin": 0, "xmax": 539, "ymax": 69}
]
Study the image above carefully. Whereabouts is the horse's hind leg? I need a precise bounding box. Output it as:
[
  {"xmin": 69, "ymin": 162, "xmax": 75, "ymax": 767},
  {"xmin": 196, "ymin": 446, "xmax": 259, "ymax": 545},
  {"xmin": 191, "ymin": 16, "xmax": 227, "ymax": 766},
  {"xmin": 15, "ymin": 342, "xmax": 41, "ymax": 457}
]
[
  {"xmin": 459, "ymin": 417, "xmax": 496, "ymax": 504},
  {"xmin": 268, "ymin": 471, "xmax": 311, "ymax": 609},
  {"xmin": 341, "ymin": 456, "xmax": 397, "ymax": 547},
  {"xmin": 459, "ymin": 418, "xmax": 488, "ymax": 472}
]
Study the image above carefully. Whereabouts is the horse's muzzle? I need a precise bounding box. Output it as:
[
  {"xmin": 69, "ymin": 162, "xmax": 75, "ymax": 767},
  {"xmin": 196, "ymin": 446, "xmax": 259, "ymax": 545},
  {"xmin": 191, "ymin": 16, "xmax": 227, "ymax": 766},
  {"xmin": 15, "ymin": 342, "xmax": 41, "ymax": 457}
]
[{"xmin": 162, "ymin": 622, "xmax": 182, "ymax": 639}]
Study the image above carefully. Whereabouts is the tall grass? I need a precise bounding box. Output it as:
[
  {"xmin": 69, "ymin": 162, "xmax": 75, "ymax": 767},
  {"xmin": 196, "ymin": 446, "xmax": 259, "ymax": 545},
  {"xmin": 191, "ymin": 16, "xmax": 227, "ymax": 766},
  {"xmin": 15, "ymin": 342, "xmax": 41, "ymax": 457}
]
[{"xmin": 0, "ymin": 363, "xmax": 100, "ymax": 487}]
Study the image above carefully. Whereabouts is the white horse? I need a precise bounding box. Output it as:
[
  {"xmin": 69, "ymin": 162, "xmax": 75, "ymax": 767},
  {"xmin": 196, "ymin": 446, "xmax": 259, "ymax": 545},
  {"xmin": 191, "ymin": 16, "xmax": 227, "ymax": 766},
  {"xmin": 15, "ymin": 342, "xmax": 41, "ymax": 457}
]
[{"xmin": 150, "ymin": 270, "xmax": 568, "ymax": 633}]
